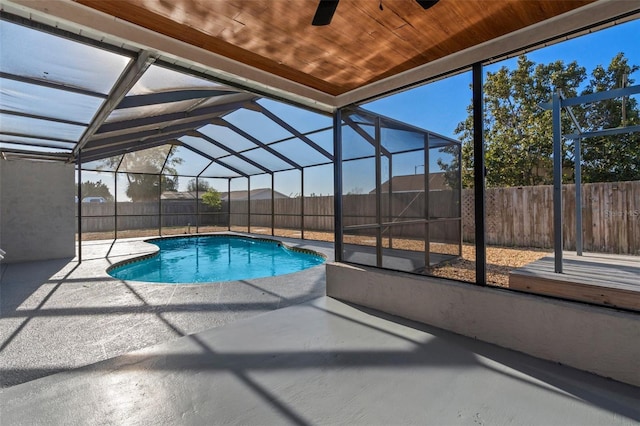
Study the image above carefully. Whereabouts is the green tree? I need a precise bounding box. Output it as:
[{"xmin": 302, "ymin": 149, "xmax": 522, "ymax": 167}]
[
  {"xmin": 579, "ymin": 53, "xmax": 640, "ymax": 182},
  {"xmin": 436, "ymin": 145, "xmax": 463, "ymax": 190},
  {"xmin": 187, "ymin": 178, "xmax": 212, "ymax": 192},
  {"xmin": 451, "ymin": 55, "xmax": 586, "ymax": 188},
  {"xmin": 125, "ymin": 174, "xmax": 179, "ymax": 201},
  {"xmin": 99, "ymin": 146, "xmax": 183, "ymax": 201},
  {"xmin": 449, "ymin": 53, "xmax": 640, "ymax": 187},
  {"xmin": 201, "ymin": 188, "xmax": 221, "ymax": 210},
  {"xmin": 81, "ymin": 180, "xmax": 113, "ymax": 201}
]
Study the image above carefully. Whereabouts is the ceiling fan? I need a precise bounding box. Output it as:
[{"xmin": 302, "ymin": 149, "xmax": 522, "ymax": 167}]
[{"xmin": 312, "ymin": 0, "xmax": 440, "ymax": 26}]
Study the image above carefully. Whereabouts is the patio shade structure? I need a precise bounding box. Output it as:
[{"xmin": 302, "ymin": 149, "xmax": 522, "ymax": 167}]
[
  {"xmin": 3, "ymin": 1, "xmax": 635, "ymax": 111},
  {"xmin": 0, "ymin": 16, "xmax": 336, "ymax": 170},
  {"xmin": 1, "ymin": 0, "xmax": 637, "ymax": 162},
  {"xmin": 70, "ymin": 0, "xmax": 599, "ymax": 98},
  {"xmin": 1, "ymin": 0, "xmax": 638, "ymax": 278},
  {"xmin": 543, "ymin": 84, "xmax": 640, "ymax": 272},
  {"xmin": 0, "ymin": 14, "xmax": 463, "ymax": 269}
]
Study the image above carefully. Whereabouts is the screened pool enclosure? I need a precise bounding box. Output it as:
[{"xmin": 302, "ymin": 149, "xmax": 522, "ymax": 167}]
[
  {"xmin": 338, "ymin": 109, "xmax": 462, "ymax": 272},
  {"xmin": 0, "ymin": 15, "xmax": 461, "ymax": 274}
]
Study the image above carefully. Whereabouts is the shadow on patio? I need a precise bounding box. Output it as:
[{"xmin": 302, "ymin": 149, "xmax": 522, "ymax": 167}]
[{"xmin": 1, "ymin": 297, "xmax": 639, "ymax": 425}]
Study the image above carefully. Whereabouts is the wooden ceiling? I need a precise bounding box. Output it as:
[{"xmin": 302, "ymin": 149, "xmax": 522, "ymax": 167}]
[{"xmin": 75, "ymin": 0, "xmax": 596, "ymax": 96}]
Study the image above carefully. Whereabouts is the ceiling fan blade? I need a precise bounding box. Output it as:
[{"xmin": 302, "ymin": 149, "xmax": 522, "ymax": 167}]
[
  {"xmin": 416, "ymin": 0, "xmax": 439, "ymax": 9},
  {"xmin": 312, "ymin": 0, "xmax": 339, "ymax": 26}
]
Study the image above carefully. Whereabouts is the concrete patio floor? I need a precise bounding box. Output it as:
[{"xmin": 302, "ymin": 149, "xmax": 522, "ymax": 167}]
[
  {"xmin": 0, "ymin": 234, "xmax": 332, "ymax": 388},
  {"xmin": 1, "ymin": 235, "xmax": 639, "ymax": 425},
  {"xmin": 2, "ymin": 297, "xmax": 639, "ymax": 425}
]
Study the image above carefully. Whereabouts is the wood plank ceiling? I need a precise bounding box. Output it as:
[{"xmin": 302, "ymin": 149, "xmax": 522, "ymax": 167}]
[{"xmin": 75, "ymin": 0, "xmax": 595, "ymax": 96}]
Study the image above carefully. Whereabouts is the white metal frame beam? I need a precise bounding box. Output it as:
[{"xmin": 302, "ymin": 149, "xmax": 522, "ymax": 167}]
[{"xmin": 73, "ymin": 51, "xmax": 156, "ymax": 157}]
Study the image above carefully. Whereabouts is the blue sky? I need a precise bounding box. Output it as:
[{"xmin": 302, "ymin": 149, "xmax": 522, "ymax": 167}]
[
  {"xmin": 364, "ymin": 18, "xmax": 640, "ymax": 137},
  {"xmin": 341, "ymin": 18, "xmax": 640, "ymax": 194}
]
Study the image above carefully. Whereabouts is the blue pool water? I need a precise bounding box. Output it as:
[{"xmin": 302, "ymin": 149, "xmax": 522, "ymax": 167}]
[{"xmin": 108, "ymin": 236, "xmax": 325, "ymax": 284}]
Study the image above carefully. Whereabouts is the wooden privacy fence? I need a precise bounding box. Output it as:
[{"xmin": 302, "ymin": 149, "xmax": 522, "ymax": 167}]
[
  {"xmin": 80, "ymin": 200, "xmax": 228, "ymax": 232},
  {"xmin": 80, "ymin": 181, "xmax": 639, "ymax": 254},
  {"xmin": 234, "ymin": 196, "xmax": 335, "ymax": 231},
  {"xmin": 463, "ymin": 181, "xmax": 640, "ymax": 254}
]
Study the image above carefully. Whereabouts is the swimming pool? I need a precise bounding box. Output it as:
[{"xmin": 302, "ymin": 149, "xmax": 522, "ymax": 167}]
[{"xmin": 108, "ymin": 235, "xmax": 325, "ymax": 284}]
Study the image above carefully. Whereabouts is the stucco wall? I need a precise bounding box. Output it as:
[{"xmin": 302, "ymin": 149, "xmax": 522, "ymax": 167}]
[
  {"xmin": 0, "ymin": 159, "xmax": 75, "ymax": 262},
  {"xmin": 326, "ymin": 262, "xmax": 640, "ymax": 387}
]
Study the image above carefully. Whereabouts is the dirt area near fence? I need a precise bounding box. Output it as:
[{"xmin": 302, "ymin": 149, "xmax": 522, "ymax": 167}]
[
  {"xmin": 292, "ymin": 230, "xmax": 550, "ymax": 287},
  {"xmin": 429, "ymin": 244, "xmax": 549, "ymax": 287},
  {"xmin": 78, "ymin": 227, "xmax": 550, "ymax": 287}
]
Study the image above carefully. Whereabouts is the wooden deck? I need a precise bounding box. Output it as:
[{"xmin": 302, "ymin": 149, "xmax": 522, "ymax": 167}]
[{"xmin": 509, "ymin": 252, "xmax": 640, "ymax": 311}]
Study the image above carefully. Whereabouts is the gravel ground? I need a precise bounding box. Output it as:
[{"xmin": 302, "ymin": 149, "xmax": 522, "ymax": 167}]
[{"xmin": 430, "ymin": 244, "xmax": 549, "ymax": 287}]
